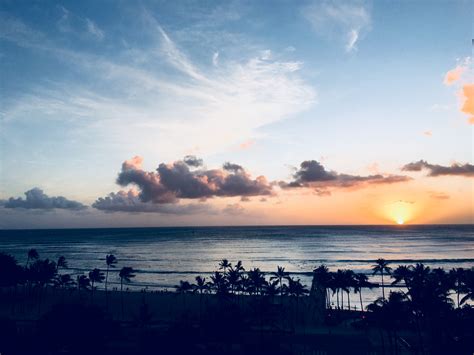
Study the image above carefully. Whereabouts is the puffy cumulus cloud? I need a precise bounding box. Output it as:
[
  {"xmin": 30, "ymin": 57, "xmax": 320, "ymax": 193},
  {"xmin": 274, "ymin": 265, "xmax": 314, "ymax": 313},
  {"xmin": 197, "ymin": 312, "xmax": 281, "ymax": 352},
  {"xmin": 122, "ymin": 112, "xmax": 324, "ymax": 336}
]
[
  {"xmin": 402, "ymin": 160, "xmax": 474, "ymax": 177},
  {"xmin": 112, "ymin": 156, "xmax": 273, "ymax": 204},
  {"xmin": 3, "ymin": 188, "xmax": 86, "ymax": 210},
  {"xmin": 280, "ymin": 160, "xmax": 410, "ymax": 193},
  {"xmin": 461, "ymin": 84, "xmax": 474, "ymax": 124},
  {"xmin": 92, "ymin": 190, "xmax": 211, "ymax": 214}
]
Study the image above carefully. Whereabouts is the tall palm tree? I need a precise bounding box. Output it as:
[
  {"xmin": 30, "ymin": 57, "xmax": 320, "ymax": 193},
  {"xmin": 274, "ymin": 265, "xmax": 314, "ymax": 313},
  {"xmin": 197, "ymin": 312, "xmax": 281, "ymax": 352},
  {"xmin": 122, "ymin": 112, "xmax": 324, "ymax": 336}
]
[
  {"xmin": 175, "ymin": 280, "xmax": 193, "ymax": 293},
  {"xmin": 312, "ymin": 265, "xmax": 332, "ymax": 308},
  {"xmin": 391, "ymin": 265, "xmax": 413, "ymax": 286},
  {"xmin": 105, "ymin": 254, "xmax": 117, "ymax": 293},
  {"xmin": 270, "ymin": 266, "xmax": 288, "ymax": 296},
  {"xmin": 89, "ymin": 268, "xmax": 105, "ymax": 302},
  {"xmin": 226, "ymin": 267, "xmax": 241, "ymax": 294},
  {"xmin": 26, "ymin": 249, "xmax": 39, "ymax": 267},
  {"xmin": 343, "ymin": 269, "xmax": 356, "ymax": 310},
  {"xmin": 119, "ymin": 267, "xmax": 136, "ymax": 318},
  {"xmin": 77, "ymin": 274, "xmax": 90, "ymax": 292},
  {"xmin": 353, "ymin": 273, "xmax": 370, "ymax": 312},
  {"xmin": 372, "ymin": 258, "xmax": 392, "ymax": 300}
]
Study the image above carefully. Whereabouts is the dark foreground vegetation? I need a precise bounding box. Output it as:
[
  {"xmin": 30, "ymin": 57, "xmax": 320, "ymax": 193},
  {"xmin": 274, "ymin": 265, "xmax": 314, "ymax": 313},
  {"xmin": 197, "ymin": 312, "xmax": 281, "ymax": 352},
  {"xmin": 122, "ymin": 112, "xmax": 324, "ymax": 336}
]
[{"xmin": 0, "ymin": 250, "xmax": 473, "ymax": 355}]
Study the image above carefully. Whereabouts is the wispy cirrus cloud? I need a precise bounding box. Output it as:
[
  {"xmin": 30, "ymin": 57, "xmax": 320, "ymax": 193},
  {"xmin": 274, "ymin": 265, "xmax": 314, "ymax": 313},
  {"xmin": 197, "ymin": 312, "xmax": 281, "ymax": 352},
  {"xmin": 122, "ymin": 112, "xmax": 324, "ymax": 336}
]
[
  {"xmin": 302, "ymin": 0, "xmax": 371, "ymax": 52},
  {"xmin": 1, "ymin": 11, "xmax": 315, "ymax": 157}
]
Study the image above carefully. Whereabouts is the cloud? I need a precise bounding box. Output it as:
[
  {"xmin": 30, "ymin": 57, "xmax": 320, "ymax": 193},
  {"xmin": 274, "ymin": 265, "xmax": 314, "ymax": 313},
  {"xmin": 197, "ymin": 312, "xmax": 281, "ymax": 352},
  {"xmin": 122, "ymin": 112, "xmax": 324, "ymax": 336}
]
[
  {"xmin": 223, "ymin": 203, "xmax": 245, "ymax": 215},
  {"xmin": 423, "ymin": 130, "xmax": 432, "ymax": 137},
  {"xmin": 443, "ymin": 58, "xmax": 470, "ymax": 85},
  {"xmin": 212, "ymin": 52, "xmax": 219, "ymax": 66},
  {"xmin": 111, "ymin": 156, "xmax": 274, "ymax": 204},
  {"xmin": 303, "ymin": 0, "xmax": 371, "ymax": 52},
  {"xmin": 280, "ymin": 160, "xmax": 410, "ymax": 193},
  {"xmin": 461, "ymin": 84, "xmax": 474, "ymax": 124},
  {"xmin": 183, "ymin": 155, "xmax": 203, "ymax": 167},
  {"xmin": 1, "ymin": 13, "xmax": 315, "ymax": 157},
  {"xmin": 239, "ymin": 139, "xmax": 255, "ymax": 150},
  {"xmin": 92, "ymin": 190, "xmax": 210, "ymax": 214},
  {"xmin": 3, "ymin": 188, "xmax": 86, "ymax": 210},
  {"xmin": 57, "ymin": 6, "xmax": 104, "ymax": 41},
  {"xmin": 402, "ymin": 160, "xmax": 474, "ymax": 177},
  {"xmin": 429, "ymin": 192, "xmax": 450, "ymax": 200}
]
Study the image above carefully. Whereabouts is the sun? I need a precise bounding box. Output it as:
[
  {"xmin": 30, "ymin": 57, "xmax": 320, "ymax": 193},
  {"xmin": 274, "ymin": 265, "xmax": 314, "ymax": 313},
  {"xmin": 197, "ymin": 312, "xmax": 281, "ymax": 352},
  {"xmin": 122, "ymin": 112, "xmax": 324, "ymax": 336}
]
[{"xmin": 396, "ymin": 218, "xmax": 405, "ymax": 225}]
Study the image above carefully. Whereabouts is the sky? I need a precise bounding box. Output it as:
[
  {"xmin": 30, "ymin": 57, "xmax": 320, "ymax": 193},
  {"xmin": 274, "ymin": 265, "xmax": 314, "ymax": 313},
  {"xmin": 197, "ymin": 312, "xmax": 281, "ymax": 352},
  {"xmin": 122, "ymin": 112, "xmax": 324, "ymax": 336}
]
[{"xmin": 0, "ymin": 0, "xmax": 473, "ymax": 228}]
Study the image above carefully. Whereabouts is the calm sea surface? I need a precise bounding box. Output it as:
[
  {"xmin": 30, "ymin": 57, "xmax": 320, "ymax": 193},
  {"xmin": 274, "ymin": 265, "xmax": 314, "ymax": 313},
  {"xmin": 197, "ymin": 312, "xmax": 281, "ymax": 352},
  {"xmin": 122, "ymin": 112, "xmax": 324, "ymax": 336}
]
[{"xmin": 1, "ymin": 225, "xmax": 473, "ymax": 306}]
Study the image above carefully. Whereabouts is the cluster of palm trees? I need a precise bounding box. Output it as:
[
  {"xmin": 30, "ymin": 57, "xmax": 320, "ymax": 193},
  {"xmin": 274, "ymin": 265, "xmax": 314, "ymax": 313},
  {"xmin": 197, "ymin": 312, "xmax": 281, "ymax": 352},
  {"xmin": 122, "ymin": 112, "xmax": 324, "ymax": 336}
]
[
  {"xmin": 0, "ymin": 250, "xmax": 137, "ymax": 306},
  {"xmin": 175, "ymin": 259, "xmax": 309, "ymax": 299}
]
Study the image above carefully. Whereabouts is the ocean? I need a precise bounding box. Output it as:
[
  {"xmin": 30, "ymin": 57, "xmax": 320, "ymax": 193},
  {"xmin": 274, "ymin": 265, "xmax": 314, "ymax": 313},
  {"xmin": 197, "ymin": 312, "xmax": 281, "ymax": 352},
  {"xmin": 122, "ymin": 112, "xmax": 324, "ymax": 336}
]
[{"xmin": 1, "ymin": 225, "xmax": 473, "ymax": 307}]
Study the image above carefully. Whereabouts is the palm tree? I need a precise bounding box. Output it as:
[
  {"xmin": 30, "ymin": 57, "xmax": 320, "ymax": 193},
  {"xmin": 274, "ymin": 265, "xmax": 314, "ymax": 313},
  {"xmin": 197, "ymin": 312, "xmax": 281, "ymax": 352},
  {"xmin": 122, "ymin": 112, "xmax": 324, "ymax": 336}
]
[
  {"xmin": 460, "ymin": 268, "xmax": 474, "ymax": 306},
  {"xmin": 89, "ymin": 268, "xmax": 105, "ymax": 302},
  {"xmin": 105, "ymin": 254, "xmax": 117, "ymax": 293},
  {"xmin": 372, "ymin": 258, "xmax": 392, "ymax": 300},
  {"xmin": 353, "ymin": 273, "xmax": 371, "ymax": 312},
  {"xmin": 449, "ymin": 267, "xmax": 465, "ymax": 307},
  {"xmin": 312, "ymin": 265, "xmax": 332, "ymax": 308},
  {"xmin": 391, "ymin": 265, "xmax": 413, "ymax": 286},
  {"xmin": 248, "ymin": 268, "xmax": 266, "ymax": 296},
  {"xmin": 119, "ymin": 267, "xmax": 136, "ymax": 318},
  {"xmin": 193, "ymin": 276, "xmax": 208, "ymax": 294},
  {"xmin": 226, "ymin": 267, "xmax": 241, "ymax": 294},
  {"xmin": 175, "ymin": 280, "xmax": 193, "ymax": 294},
  {"xmin": 270, "ymin": 266, "xmax": 288, "ymax": 296},
  {"xmin": 26, "ymin": 249, "xmax": 39, "ymax": 267},
  {"xmin": 343, "ymin": 269, "xmax": 356, "ymax": 310},
  {"xmin": 77, "ymin": 275, "xmax": 90, "ymax": 292},
  {"xmin": 56, "ymin": 256, "xmax": 67, "ymax": 273},
  {"xmin": 219, "ymin": 259, "xmax": 232, "ymax": 274},
  {"xmin": 209, "ymin": 271, "xmax": 228, "ymax": 294}
]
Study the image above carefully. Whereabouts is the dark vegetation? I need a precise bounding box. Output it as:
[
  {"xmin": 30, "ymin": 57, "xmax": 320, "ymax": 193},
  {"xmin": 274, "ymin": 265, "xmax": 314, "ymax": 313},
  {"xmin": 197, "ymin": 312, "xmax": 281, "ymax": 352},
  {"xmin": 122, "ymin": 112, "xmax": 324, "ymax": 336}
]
[{"xmin": 0, "ymin": 250, "xmax": 473, "ymax": 354}]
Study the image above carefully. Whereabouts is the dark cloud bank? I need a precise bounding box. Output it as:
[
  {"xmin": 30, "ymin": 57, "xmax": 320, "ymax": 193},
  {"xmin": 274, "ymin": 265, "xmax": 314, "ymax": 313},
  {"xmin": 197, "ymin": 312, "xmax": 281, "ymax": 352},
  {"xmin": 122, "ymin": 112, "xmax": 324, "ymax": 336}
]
[
  {"xmin": 279, "ymin": 160, "xmax": 411, "ymax": 195},
  {"xmin": 4, "ymin": 158, "xmax": 470, "ymax": 215},
  {"xmin": 2, "ymin": 188, "xmax": 86, "ymax": 210},
  {"xmin": 402, "ymin": 160, "xmax": 474, "ymax": 177}
]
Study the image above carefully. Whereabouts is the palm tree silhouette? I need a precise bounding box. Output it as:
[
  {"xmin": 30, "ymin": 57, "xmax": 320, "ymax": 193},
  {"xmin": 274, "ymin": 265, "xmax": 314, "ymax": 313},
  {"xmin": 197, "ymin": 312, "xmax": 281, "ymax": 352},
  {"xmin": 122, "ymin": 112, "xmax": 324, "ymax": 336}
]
[
  {"xmin": 353, "ymin": 273, "xmax": 371, "ymax": 312},
  {"xmin": 459, "ymin": 269, "xmax": 473, "ymax": 306},
  {"xmin": 77, "ymin": 274, "xmax": 90, "ymax": 293},
  {"xmin": 219, "ymin": 259, "xmax": 232, "ymax": 275},
  {"xmin": 372, "ymin": 258, "xmax": 392, "ymax": 300},
  {"xmin": 89, "ymin": 268, "xmax": 105, "ymax": 302},
  {"xmin": 312, "ymin": 265, "xmax": 332, "ymax": 307},
  {"xmin": 270, "ymin": 266, "xmax": 288, "ymax": 296},
  {"xmin": 105, "ymin": 254, "xmax": 117, "ymax": 293},
  {"xmin": 449, "ymin": 267, "xmax": 465, "ymax": 307},
  {"xmin": 209, "ymin": 271, "xmax": 228, "ymax": 294},
  {"xmin": 26, "ymin": 248, "xmax": 39, "ymax": 268},
  {"xmin": 343, "ymin": 269, "xmax": 356, "ymax": 310},
  {"xmin": 248, "ymin": 268, "xmax": 266, "ymax": 296},
  {"xmin": 119, "ymin": 267, "xmax": 136, "ymax": 318},
  {"xmin": 56, "ymin": 256, "xmax": 67, "ymax": 273}
]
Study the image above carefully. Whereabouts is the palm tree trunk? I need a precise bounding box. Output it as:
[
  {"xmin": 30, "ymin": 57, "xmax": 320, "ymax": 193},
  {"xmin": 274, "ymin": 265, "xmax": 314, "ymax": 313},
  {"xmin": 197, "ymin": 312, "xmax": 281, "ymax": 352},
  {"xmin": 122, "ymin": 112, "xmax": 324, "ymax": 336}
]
[
  {"xmin": 381, "ymin": 272, "xmax": 385, "ymax": 300},
  {"xmin": 121, "ymin": 278, "xmax": 124, "ymax": 319},
  {"xmin": 347, "ymin": 291, "xmax": 350, "ymax": 310},
  {"xmin": 359, "ymin": 290, "xmax": 364, "ymax": 312},
  {"xmin": 341, "ymin": 290, "xmax": 344, "ymax": 310}
]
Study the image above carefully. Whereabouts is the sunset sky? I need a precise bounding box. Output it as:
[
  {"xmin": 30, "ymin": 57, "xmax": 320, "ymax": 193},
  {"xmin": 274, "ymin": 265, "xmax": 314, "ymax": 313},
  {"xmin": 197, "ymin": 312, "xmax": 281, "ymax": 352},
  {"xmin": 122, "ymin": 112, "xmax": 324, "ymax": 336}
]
[{"xmin": 0, "ymin": 0, "xmax": 472, "ymax": 228}]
